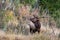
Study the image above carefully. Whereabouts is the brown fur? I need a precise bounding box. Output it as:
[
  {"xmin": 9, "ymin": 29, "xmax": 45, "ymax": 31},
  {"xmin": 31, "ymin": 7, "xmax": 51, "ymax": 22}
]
[{"xmin": 30, "ymin": 15, "xmax": 41, "ymax": 33}]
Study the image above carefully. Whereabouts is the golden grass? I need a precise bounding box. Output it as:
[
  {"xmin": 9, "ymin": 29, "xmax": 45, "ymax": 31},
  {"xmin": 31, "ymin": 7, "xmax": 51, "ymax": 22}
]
[
  {"xmin": 0, "ymin": 31, "xmax": 59, "ymax": 40},
  {"xmin": 0, "ymin": 27, "xmax": 60, "ymax": 40},
  {"xmin": 0, "ymin": 33, "xmax": 50, "ymax": 40}
]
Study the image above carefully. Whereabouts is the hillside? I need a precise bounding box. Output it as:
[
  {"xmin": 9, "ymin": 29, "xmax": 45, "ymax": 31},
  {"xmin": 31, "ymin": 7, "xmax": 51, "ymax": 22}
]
[{"xmin": 0, "ymin": 0, "xmax": 60, "ymax": 40}]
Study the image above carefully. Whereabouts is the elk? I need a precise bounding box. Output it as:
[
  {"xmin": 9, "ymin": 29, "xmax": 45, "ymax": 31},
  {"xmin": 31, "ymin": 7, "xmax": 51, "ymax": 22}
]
[{"xmin": 29, "ymin": 15, "xmax": 41, "ymax": 33}]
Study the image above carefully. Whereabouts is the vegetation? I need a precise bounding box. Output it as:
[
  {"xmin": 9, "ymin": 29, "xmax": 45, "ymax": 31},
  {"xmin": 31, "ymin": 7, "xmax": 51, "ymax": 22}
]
[{"xmin": 0, "ymin": 0, "xmax": 60, "ymax": 40}]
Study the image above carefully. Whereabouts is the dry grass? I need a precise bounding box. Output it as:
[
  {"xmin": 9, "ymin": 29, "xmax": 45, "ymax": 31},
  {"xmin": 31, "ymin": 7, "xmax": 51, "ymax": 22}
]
[
  {"xmin": 0, "ymin": 31, "xmax": 60, "ymax": 40},
  {"xmin": 0, "ymin": 29, "xmax": 59, "ymax": 40},
  {"xmin": 0, "ymin": 32, "xmax": 52, "ymax": 40}
]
